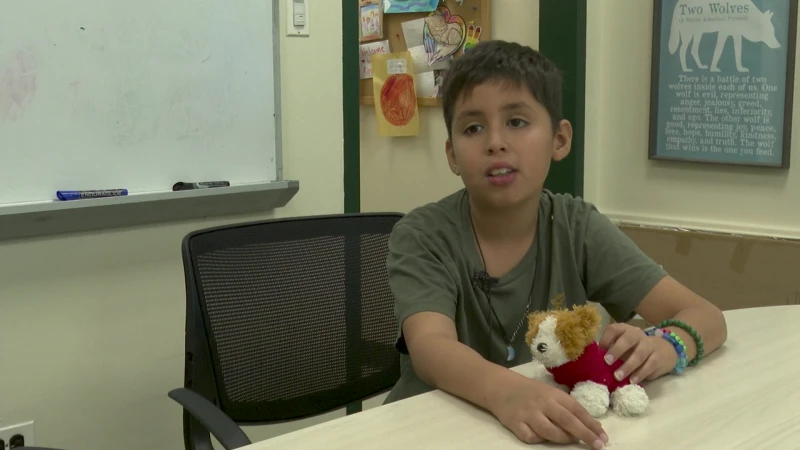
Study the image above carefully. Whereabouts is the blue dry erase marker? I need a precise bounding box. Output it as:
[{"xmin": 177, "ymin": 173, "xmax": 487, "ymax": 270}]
[
  {"xmin": 172, "ymin": 181, "xmax": 230, "ymax": 191},
  {"xmin": 56, "ymin": 189, "xmax": 128, "ymax": 201}
]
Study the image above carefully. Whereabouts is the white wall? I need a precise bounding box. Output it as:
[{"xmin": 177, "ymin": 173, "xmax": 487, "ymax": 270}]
[
  {"xmin": 0, "ymin": 2, "xmax": 350, "ymax": 450},
  {"xmin": 360, "ymin": 0, "xmax": 540, "ymax": 213},
  {"xmin": 584, "ymin": 0, "xmax": 800, "ymax": 239}
]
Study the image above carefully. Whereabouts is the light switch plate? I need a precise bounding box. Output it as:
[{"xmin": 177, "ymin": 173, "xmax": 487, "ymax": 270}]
[{"xmin": 286, "ymin": 0, "xmax": 310, "ymax": 36}]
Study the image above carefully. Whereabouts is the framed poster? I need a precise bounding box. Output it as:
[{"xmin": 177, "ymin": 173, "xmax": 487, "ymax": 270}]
[{"xmin": 649, "ymin": 0, "xmax": 797, "ymax": 168}]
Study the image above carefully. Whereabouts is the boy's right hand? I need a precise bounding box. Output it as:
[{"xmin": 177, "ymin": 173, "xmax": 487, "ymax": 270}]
[{"xmin": 489, "ymin": 376, "xmax": 609, "ymax": 449}]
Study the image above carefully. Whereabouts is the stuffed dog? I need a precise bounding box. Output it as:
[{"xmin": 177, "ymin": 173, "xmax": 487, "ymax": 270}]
[{"xmin": 524, "ymin": 305, "xmax": 649, "ymax": 417}]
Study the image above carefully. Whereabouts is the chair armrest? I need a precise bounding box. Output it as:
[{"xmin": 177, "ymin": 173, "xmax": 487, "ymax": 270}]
[{"xmin": 168, "ymin": 388, "xmax": 252, "ymax": 450}]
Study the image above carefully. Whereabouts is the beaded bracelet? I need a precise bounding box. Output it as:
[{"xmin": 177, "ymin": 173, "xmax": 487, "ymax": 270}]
[
  {"xmin": 645, "ymin": 327, "xmax": 688, "ymax": 374},
  {"xmin": 657, "ymin": 319, "xmax": 705, "ymax": 366}
]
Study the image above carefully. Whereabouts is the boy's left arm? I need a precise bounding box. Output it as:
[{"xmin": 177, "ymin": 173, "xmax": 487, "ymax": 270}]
[
  {"xmin": 634, "ymin": 275, "xmax": 728, "ymax": 369},
  {"xmin": 581, "ymin": 207, "xmax": 727, "ymax": 380}
]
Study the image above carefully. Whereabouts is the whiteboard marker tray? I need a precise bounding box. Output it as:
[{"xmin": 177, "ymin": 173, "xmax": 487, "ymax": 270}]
[{"xmin": 0, "ymin": 181, "xmax": 299, "ymax": 241}]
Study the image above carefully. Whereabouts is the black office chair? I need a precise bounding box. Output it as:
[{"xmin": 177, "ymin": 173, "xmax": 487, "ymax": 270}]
[{"xmin": 168, "ymin": 213, "xmax": 404, "ymax": 450}]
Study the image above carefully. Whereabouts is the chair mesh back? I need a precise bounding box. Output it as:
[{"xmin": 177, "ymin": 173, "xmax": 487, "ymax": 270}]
[{"xmin": 184, "ymin": 214, "xmax": 402, "ymax": 422}]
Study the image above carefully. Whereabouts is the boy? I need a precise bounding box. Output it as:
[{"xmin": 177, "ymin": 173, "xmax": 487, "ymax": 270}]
[{"xmin": 382, "ymin": 40, "xmax": 727, "ymax": 449}]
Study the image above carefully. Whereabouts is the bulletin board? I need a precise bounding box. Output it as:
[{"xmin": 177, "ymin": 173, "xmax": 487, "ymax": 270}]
[{"xmin": 358, "ymin": 0, "xmax": 491, "ymax": 107}]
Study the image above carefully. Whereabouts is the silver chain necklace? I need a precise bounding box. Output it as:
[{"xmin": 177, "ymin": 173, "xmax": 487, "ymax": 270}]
[
  {"xmin": 469, "ymin": 209, "xmax": 538, "ymax": 362},
  {"xmin": 506, "ymin": 295, "xmax": 534, "ymax": 360}
]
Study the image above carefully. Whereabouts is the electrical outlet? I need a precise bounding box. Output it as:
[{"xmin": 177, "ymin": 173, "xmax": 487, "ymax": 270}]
[{"xmin": 0, "ymin": 421, "xmax": 34, "ymax": 449}]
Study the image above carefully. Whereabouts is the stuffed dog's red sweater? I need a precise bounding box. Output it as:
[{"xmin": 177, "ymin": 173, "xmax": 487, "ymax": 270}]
[{"xmin": 547, "ymin": 342, "xmax": 631, "ymax": 392}]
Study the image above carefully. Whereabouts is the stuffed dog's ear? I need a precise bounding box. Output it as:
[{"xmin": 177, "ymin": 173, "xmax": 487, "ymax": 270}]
[
  {"xmin": 524, "ymin": 311, "xmax": 549, "ymax": 345},
  {"xmin": 571, "ymin": 304, "xmax": 602, "ymax": 341}
]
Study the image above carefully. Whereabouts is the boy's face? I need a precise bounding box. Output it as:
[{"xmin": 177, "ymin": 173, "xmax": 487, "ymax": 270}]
[{"xmin": 445, "ymin": 80, "xmax": 571, "ymax": 210}]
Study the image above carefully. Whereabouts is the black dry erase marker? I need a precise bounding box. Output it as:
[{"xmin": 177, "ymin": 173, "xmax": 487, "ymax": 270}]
[{"xmin": 172, "ymin": 181, "xmax": 231, "ymax": 191}]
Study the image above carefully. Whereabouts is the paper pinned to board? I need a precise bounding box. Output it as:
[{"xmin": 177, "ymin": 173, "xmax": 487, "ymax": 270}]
[
  {"xmin": 432, "ymin": 71, "xmax": 445, "ymax": 97},
  {"xmin": 414, "ymin": 71, "xmax": 436, "ymax": 97},
  {"xmin": 408, "ymin": 45, "xmax": 450, "ymax": 73},
  {"xmin": 383, "ymin": 0, "xmax": 439, "ymax": 14},
  {"xmin": 359, "ymin": 40, "xmax": 390, "ymax": 79},
  {"xmin": 371, "ymin": 51, "xmax": 420, "ymax": 137},
  {"xmin": 401, "ymin": 18, "xmax": 427, "ymax": 48},
  {"xmin": 422, "ymin": 7, "xmax": 466, "ymax": 66},
  {"xmin": 463, "ymin": 23, "xmax": 482, "ymax": 52},
  {"xmin": 360, "ymin": 0, "xmax": 384, "ymax": 42},
  {"xmin": 387, "ymin": 58, "xmax": 408, "ymax": 75}
]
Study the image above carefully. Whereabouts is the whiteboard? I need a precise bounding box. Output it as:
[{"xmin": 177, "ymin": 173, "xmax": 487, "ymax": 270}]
[{"xmin": 0, "ymin": 0, "xmax": 281, "ymax": 206}]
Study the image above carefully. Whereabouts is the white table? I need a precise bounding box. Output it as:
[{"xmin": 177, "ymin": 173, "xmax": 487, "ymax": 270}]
[{"xmin": 243, "ymin": 306, "xmax": 800, "ymax": 449}]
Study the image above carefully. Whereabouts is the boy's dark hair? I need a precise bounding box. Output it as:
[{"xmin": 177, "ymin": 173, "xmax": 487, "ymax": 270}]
[{"xmin": 440, "ymin": 40, "xmax": 563, "ymax": 138}]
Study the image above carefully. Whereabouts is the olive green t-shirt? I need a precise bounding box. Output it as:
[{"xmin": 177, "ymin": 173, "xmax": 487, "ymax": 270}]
[{"xmin": 383, "ymin": 189, "xmax": 667, "ymax": 403}]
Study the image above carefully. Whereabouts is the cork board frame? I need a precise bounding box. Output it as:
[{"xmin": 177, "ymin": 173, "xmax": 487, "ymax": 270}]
[{"xmin": 359, "ymin": 0, "xmax": 491, "ymax": 106}]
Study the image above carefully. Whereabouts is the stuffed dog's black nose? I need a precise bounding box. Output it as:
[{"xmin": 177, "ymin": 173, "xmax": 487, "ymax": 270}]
[{"xmin": 536, "ymin": 343, "xmax": 547, "ymax": 353}]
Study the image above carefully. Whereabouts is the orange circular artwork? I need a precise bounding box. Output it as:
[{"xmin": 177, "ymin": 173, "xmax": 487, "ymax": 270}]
[{"xmin": 379, "ymin": 73, "xmax": 416, "ymax": 126}]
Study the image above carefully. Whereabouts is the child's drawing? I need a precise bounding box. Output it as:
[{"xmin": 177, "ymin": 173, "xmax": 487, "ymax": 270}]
[
  {"xmin": 383, "ymin": 0, "xmax": 439, "ymax": 14},
  {"xmin": 359, "ymin": 40, "xmax": 390, "ymax": 79},
  {"xmin": 423, "ymin": 7, "xmax": 466, "ymax": 66},
  {"xmin": 360, "ymin": 1, "xmax": 383, "ymax": 41},
  {"xmin": 463, "ymin": 23, "xmax": 482, "ymax": 52},
  {"xmin": 371, "ymin": 51, "xmax": 419, "ymax": 137}
]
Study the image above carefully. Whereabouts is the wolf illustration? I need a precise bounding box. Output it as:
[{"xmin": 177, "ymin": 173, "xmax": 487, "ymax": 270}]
[{"xmin": 668, "ymin": 0, "xmax": 781, "ymax": 72}]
